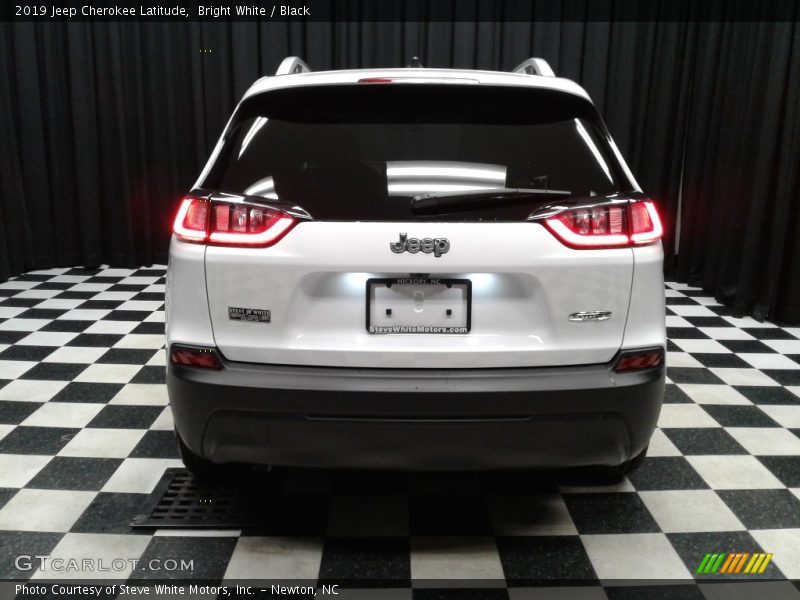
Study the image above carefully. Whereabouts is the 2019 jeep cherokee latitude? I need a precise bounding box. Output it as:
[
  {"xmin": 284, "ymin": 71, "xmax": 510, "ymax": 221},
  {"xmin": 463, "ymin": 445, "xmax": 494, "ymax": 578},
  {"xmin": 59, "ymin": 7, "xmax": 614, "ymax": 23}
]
[{"xmin": 166, "ymin": 57, "xmax": 666, "ymax": 477}]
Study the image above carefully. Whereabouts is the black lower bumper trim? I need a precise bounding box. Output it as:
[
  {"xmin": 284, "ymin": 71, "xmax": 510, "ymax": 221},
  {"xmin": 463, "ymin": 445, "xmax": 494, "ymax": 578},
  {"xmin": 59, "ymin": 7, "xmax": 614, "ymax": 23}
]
[{"xmin": 168, "ymin": 356, "xmax": 664, "ymax": 470}]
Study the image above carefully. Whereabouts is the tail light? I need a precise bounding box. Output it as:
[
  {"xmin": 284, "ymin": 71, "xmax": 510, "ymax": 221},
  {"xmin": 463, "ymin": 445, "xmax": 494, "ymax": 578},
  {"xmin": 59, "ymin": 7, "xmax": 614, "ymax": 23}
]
[
  {"xmin": 544, "ymin": 200, "xmax": 663, "ymax": 249},
  {"xmin": 172, "ymin": 196, "xmax": 297, "ymax": 248},
  {"xmin": 170, "ymin": 346, "xmax": 223, "ymax": 370},
  {"xmin": 614, "ymin": 348, "xmax": 664, "ymax": 372}
]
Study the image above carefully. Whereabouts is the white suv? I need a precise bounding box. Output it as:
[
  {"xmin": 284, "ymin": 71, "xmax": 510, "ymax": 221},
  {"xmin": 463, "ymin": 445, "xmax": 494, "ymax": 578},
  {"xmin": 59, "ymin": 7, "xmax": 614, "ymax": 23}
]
[{"xmin": 166, "ymin": 57, "xmax": 666, "ymax": 479}]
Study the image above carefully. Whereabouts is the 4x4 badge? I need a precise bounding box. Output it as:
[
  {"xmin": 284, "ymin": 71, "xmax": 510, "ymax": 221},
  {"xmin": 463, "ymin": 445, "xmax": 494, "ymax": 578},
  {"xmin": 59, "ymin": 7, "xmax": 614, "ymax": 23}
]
[
  {"xmin": 390, "ymin": 233, "xmax": 450, "ymax": 257},
  {"xmin": 569, "ymin": 311, "xmax": 612, "ymax": 322}
]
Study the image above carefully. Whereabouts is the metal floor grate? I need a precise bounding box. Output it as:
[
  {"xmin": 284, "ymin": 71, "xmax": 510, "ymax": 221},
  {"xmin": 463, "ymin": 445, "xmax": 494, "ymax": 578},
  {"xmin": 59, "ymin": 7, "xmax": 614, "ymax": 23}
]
[{"xmin": 131, "ymin": 468, "xmax": 277, "ymax": 528}]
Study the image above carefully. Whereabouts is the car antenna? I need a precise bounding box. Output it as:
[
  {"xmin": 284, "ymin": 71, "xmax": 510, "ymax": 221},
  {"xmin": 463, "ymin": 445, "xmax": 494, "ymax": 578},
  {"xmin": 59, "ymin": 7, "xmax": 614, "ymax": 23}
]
[{"xmin": 407, "ymin": 56, "xmax": 423, "ymax": 68}]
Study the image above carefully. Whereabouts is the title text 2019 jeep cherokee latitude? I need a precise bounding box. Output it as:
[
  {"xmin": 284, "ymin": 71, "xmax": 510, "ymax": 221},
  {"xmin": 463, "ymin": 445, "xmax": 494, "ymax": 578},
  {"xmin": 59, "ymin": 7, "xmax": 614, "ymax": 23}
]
[{"xmin": 166, "ymin": 57, "xmax": 665, "ymax": 478}]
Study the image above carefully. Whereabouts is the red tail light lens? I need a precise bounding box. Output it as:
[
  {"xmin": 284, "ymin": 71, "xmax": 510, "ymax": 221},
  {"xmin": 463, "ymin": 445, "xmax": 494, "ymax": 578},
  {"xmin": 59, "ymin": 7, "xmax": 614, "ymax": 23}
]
[
  {"xmin": 170, "ymin": 346, "xmax": 223, "ymax": 370},
  {"xmin": 172, "ymin": 196, "xmax": 297, "ymax": 248},
  {"xmin": 173, "ymin": 198, "xmax": 209, "ymax": 243},
  {"xmin": 614, "ymin": 349, "xmax": 664, "ymax": 372},
  {"xmin": 629, "ymin": 201, "xmax": 663, "ymax": 245},
  {"xmin": 544, "ymin": 200, "xmax": 663, "ymax": 249}
]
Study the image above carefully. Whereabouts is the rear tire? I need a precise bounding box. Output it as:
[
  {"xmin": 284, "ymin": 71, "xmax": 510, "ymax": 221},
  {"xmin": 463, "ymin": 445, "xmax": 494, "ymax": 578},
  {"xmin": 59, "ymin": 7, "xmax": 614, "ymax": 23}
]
[
  {"xmin": 582, "ymin": 445, "xmax": 648, "ymax": 485},
  {"xmin": 622, "ymin": 444, "xmax": 648, "ymax": 474},
  {"xmin": 175, "ymin": 430, "xmax": 238, "ymax": 482}
]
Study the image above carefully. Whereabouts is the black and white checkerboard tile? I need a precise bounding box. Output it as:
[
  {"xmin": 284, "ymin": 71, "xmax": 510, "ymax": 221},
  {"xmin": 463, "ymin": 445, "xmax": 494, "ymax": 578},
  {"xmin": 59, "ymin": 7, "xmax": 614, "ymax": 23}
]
[{"xmin": 1, "ymin": 268, "xmax": 799, "ymax": 596}]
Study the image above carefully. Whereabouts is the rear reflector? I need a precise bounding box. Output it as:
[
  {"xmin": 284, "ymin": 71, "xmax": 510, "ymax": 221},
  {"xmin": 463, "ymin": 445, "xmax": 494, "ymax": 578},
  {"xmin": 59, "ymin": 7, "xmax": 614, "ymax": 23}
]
[
  {"xmin": 614, "ymin": 349, "xmax": 664, "ymax": 372},
  {"xmin": 172, "ymin": 196, "xmax": 297, "ymax": 248},
  {"xmin": 170, "ymin": 346, "xmax": 223, "ymax": 370},
  {"xmin": 545, "ymin": 200, "xmax": 663, "ymax": 249}
]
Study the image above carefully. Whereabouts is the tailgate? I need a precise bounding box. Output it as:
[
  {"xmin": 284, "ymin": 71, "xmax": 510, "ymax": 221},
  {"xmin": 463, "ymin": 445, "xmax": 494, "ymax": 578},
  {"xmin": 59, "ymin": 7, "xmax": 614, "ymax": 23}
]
[{"xmin": 204, "ymin": 221, "xmax": 633, "ymax": 368}]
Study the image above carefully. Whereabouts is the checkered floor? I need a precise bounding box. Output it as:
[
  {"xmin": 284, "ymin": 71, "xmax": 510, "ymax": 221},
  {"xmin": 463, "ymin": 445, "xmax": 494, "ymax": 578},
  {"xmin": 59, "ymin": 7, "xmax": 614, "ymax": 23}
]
[{"xmin": 1, "ymin": 267, "xmax": 799, "ymax": 596}]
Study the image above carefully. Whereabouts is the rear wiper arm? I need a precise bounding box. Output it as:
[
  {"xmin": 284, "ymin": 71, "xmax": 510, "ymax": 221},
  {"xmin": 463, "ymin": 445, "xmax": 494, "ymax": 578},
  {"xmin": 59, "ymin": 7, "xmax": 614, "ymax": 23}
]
[{"xmin": 410, "ymin": 188, "xmax": 572, "ymax": 215}]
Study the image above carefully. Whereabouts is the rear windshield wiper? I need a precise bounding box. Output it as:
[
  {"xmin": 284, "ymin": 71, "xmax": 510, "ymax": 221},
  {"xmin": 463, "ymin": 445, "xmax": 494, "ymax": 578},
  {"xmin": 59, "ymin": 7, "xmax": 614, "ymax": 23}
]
[{"xmin": 410, "ymin": 188, "xmax": 572, "ymax": 215}]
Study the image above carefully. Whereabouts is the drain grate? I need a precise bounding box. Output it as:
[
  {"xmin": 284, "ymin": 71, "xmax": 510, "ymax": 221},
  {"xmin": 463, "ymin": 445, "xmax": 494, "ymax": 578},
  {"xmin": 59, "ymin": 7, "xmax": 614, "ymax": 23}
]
[{"xmin": 131, "ymin": 468, "xmax": 278, "ymax": 528}]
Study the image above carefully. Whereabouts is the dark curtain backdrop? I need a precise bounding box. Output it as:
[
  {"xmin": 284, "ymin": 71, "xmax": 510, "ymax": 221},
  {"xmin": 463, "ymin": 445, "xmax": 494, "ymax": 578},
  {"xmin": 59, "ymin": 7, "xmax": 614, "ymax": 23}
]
[{"xmin": 1, "ymin": 13, "xmax": 799, "ymax": 322}]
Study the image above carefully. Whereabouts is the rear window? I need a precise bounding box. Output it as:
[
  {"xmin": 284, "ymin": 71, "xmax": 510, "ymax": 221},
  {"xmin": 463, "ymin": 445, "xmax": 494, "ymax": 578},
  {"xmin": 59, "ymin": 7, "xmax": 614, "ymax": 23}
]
[{"xmin": 202, "ymin": 84, "xmax": 623, "ymax": 221}]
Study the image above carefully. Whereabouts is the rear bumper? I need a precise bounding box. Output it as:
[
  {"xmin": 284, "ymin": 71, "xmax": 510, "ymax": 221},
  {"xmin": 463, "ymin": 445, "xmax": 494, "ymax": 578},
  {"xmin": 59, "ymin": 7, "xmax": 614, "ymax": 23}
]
[{"xmin": 168, "ymin": 354, "xmax": 664, "ymax": 470}]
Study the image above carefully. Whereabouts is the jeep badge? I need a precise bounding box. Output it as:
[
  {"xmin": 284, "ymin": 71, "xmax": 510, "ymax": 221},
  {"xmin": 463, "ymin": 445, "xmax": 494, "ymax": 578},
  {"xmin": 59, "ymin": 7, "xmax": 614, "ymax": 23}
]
[{"xmin": 390, "ymin": 233, "xmax": 450, "ymax": 257}]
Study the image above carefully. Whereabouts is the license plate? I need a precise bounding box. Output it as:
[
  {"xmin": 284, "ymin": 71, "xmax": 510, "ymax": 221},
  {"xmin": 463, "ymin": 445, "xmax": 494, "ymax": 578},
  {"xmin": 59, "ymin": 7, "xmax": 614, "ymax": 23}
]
[{"xmin": 366, "ymin": 277, "xmax": 471, "ymax": 334}]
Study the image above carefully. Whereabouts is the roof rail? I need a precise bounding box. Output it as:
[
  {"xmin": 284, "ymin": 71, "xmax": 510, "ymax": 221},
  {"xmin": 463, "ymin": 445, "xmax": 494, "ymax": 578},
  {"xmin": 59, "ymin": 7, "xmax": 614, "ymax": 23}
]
[
  {"xmin": 275, "ymin": 56, "xmax": 311, "ymax": 76},
  {"xmin": 512, "ymin": 58, "xmax": 555, "ymax": 77}
]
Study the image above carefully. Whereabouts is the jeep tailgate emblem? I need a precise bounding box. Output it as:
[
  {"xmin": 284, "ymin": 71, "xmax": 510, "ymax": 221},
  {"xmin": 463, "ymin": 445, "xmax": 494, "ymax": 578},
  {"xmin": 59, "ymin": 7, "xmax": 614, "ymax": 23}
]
[{"xmin": 390, "ymin": 233, "xmax": 450, "ymax": 257}]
